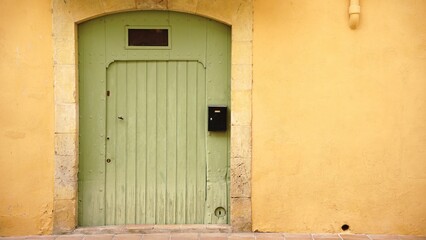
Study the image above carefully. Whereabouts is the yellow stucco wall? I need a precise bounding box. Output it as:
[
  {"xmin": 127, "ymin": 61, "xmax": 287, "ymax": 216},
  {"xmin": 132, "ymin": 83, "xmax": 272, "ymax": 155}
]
[
  {"xmin": 1, "ymin": 0, "xmax": 426, "ymax": 236},
  {"xmin": 253, "ymin": 0, "xmax": 426, "ymax": 235},
  {"xmin": 0, "ymin": 0, "xmax": 54, "ymax": 236}
]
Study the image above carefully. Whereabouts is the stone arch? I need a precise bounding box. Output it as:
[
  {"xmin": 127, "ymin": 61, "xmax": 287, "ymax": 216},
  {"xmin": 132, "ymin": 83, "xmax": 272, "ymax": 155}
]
[{"xmin": 52, "ymin": 0, "xmax": 252, "ymax": 233}]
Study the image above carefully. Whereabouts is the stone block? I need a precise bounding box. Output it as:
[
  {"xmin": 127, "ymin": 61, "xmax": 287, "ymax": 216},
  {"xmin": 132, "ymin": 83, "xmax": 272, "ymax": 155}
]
[
  {"xmin": 230, "ymin": 157, "xmax": 251, "ymax": 198},
  {"xmin": 55, "ymin": 155, "xmax": 78, "ymax": 200},
  {"xmin": 54, "ymin": 179, "xmax": 77, "ymax": 201},
  {"xmin": 55, "ymin": 133, "xmax": 77, "ymax": 156},
  {"xmin": 68, "ymin": 0, "xmax": 104, "ymax": 22},
  {"xmin": 136, "ymin": 0, "xmax": 168, "ymax": 10},
  {"xmin": 100, "ymin": 0, "xmax": 136, "ymax": 13},
  {"xmin": 53, "ymin": 0, "xmax": 75, "ymax": 38},
  {"xmin": 232, "ymin": 1, "xmax": 253, "ymax": 42},
  {"xmin": 231, "ymin": 41, "xmax": 252, "ymax": 65},
  {"xmin": 231, "ymin": 90, "xmax": 252, "ymax": 126},
  {"xmin": 54, "ymin": 64, "xmax": 77, "ymax": 104},
  {"xmin": 126, "ymin": 225, "xmax": 155, "ymax": 232},
  {"xmin": 196, "ymin": 0, "xmax": 235, "ymax": 24},
  {"xmin": 168, "ymin": 0, "xmax": 198, "ymax": 13},
  {"xmin": 55, "ymin": 103, "xmax": 77, "ymax": 133},
  {"xmin": 53, "ymin": 199, "xmax": 77, "ymax": 234},
  {"xmin": 230, "ymin": 125, "xmax": 252, "ymax": 159},
  {"xmin": 231, "ymin": 64, "xmax": 252, "ymax": 91},
  {"xmin": 54, "ymin": 37, "xmax": 76, "ymax": 65},
  {"xmin": 230, "ymin": 197, "xmax": 252, "ymax": 232}
]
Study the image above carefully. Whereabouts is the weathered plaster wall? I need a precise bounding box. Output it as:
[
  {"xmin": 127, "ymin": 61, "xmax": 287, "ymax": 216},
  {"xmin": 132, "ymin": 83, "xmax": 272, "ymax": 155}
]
[
  {"xmin": 253, "ymin": 0, "xmax": 426, "ymax": 235},
  {"xmin": 0, "ymin": 0, "xmax": 54, "ymax": 236}
]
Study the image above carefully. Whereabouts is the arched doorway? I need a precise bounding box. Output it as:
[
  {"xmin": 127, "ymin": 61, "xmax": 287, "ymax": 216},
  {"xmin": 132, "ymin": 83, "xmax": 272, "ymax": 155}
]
[{"xmin": 78, "ymin": 11, "xmax": 230, "ymax": 226}]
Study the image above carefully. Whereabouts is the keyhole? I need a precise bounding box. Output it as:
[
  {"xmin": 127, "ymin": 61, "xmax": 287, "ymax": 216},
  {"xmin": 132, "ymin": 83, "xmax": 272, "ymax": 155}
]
[{"xmin": 214, "ymin": 207, "xmax": 226, "ymax": 217}]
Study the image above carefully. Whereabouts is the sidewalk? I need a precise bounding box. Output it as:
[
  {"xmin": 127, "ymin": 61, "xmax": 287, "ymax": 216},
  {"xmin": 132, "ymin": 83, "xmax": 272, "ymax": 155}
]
[{"xmin": 1, "ymin": 233, "xmax": 425, "ymax": 240}]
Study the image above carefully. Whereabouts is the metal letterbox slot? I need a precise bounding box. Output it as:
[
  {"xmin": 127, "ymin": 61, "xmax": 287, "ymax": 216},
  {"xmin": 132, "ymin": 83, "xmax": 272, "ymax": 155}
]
[{"xmin": 208, "ymin": 106, "xmax": 227, "ymax": 131}]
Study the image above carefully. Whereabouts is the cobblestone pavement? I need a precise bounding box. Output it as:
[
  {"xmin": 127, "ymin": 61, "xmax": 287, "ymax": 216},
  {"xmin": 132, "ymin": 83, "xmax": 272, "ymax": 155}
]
[{"xmin": 1, "ymin": 233, "xmax": 425, "ymax": 240}]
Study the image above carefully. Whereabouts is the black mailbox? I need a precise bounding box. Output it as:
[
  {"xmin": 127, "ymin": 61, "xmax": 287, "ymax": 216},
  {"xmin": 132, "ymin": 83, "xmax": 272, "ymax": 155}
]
[{"xmin": 208, "ymin": 106, "xmax": 227, "ymax": 131}]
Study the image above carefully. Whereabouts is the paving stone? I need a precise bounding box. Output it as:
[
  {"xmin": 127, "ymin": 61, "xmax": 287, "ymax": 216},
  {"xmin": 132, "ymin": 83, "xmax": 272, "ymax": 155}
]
[
  {"xmin": 56, "ymin": 235, "xmax": 85, "ymax": 240},
  {"xmin": 229, "ymin": 232, "xmax": 255, "ymax": 239},
  {"xmin": 312, "ymin": 234, "xmax": 340, "ymax": 240},
  {"xmin": 398, "ymin": 236, "xmax": 426, "ymax": 240},
  {"xmin": 340, "ymin": 234, "xmax": 369, "ymax": 240},
  {"xmin": 284, "ymin": 233, "xmax": 313, "ymax": 240},
  {"xmin": 255, "ymin": 232, "xmax": 284, "ymax": 240},
  {"xmin": 199, "ymin": 233, "xmax": 229, "ymax": 240},
  {"xmin": 142, "ymin": 233, "xmax": 170, "ymax": 240},
  {"xmin": 83, "ymin": 234, "xmax": 114, "ymax": 240},
  {"xmin": 113, "ymin": 234, "xmax": 143, "ymax": 240},
  {"xmin": 368, "ymin": 235, "xmax": 399, "ymax": 240},
  {"xmin": 170, "ymin": 233, "xmax": 199, "ymax": 240},
  {"xmin": 0, "ymin": 237, "xmax": 28, "ymax": 240},
  {"xmin": 26, "ymin": 237, "xmax": 56, "ymax": 240},
  {"xmin": 0, "ymin": 233, "xmax": 424, "ymax": 240}
]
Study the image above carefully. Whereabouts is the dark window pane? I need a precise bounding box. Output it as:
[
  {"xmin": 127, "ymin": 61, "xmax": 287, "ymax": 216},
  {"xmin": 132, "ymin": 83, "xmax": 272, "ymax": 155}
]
[{"xmin": 128, "ymin": 29, "xmax": 169, "ymax": 47}]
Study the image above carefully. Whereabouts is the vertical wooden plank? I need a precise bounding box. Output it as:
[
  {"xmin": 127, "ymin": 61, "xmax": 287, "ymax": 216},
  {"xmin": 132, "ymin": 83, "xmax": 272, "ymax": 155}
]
[
  {"xmin": 135, "ymin": 62, "xmax": 148, "ymax": 224},
  {"xmin": 78, "ymin": 17, "xmax": 107, "ymax": 226},
  {"xmin": 166, "ymin": 61, "xmax": 178, "ymax": 224},
  {"xmin": 176, "ymin": 61, "xmax": 188, "ymax": 223},
  {"xmin": 146, "ymin": 61, "xmax": 157, "ymax": 224},
  {"xmin": 156, "ymin": 61, "xmax": 167, "ymax": 224},
  {"xmin": 186, "ymin": 61, "xmax": 198, "ymax": 223},
  {"xmin": 196, "ymin": 63, "xmax": 207, "ymax": 223},
  {"xmin": 115, "ymin": 61, "xmax": 128, "ymax": 224},
  {"xmin": 126, "ymin": 62, "xmax": 137, "ymax": 224},
  {"xmin": 205, "ymin": 21, "xmax": 231, "ymax": 224},
  {"xmin": 105, "ymin": 63, "xmax": 117, "ymax": 225}
]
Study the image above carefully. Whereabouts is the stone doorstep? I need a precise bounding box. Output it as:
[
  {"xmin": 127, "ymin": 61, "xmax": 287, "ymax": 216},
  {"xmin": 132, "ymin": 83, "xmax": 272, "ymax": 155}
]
[{"xmin": 73, "ymin": 225, "xmax": 232, "ymax": 235}]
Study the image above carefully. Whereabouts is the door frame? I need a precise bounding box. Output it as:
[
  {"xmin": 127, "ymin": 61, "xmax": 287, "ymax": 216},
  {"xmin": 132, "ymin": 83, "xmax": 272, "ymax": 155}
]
[{"xmin": 52, "ymin": 0, "xmax": 253, "ymax": 233}]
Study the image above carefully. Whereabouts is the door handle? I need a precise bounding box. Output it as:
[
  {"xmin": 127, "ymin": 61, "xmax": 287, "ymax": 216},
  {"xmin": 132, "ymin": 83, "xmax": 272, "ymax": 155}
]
[{"xmin": 118, "ymin": 116, "xmax": 124, "ymax": 120}]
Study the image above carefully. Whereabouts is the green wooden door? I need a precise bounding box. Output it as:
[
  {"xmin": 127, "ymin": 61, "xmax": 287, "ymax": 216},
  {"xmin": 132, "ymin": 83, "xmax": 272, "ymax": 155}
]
[{"xmin": 78, "ymin": 11, "xmax": 230, "ymax": 226}]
